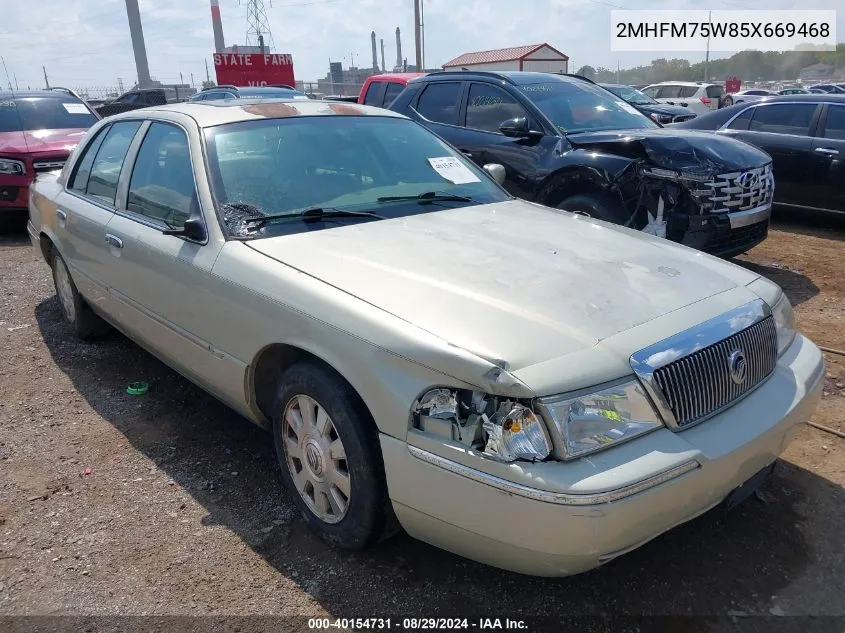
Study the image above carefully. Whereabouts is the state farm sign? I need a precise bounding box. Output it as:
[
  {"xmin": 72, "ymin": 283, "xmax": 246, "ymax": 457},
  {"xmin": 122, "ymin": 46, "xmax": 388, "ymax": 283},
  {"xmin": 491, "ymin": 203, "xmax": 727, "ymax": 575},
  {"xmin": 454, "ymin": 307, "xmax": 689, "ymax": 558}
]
[{"xmin": 213, "ymin": 53, "xmax": 295, "ymax": 87}]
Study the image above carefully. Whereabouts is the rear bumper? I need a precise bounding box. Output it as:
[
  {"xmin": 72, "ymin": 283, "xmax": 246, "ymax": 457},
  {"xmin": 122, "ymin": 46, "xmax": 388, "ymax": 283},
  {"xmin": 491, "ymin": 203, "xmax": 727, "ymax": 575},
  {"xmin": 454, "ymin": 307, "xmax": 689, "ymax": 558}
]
[{"xmin": 382, "ymin": 334, "xmax": 824, "ymax": 577}]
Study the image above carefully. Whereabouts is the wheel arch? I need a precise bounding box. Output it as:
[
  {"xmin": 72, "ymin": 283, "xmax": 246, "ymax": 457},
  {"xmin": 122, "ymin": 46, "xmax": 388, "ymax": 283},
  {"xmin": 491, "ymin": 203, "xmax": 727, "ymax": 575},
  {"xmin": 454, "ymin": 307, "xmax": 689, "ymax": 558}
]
[
  {"xmin": 535, "ymin": 162, "xmax": 624, "ymax": 207},
  {"xmin": 248, "ymin": 342, "xmax": 376, "ymax": 431}
]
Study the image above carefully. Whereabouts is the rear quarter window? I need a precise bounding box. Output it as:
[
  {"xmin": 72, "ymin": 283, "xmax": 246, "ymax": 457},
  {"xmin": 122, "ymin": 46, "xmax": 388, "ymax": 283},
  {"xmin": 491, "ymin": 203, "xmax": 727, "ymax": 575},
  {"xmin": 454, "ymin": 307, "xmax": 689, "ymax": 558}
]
[{"xmin": 363, "ymin": 81, "xmax": 387, "ymax": 106}]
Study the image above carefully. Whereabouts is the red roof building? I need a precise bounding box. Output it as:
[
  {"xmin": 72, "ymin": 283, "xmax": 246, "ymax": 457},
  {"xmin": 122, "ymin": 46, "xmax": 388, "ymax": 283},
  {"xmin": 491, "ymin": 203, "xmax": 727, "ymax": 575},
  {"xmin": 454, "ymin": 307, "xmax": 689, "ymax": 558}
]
[{"xmin": 442, "ymin": 43, "xmax": 569, "ymax": 73}]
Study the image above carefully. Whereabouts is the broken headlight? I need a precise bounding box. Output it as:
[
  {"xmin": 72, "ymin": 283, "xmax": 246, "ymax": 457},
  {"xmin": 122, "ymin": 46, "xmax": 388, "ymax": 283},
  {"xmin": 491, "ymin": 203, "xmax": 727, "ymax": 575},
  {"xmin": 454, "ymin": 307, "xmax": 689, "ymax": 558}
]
[
  {"xmin": 413, "ymin": 388, "xmax": 551, "ymax": 463},
  {"xmin": 538, "ymin": 379, "xmax": 663, "ymax": 460}
]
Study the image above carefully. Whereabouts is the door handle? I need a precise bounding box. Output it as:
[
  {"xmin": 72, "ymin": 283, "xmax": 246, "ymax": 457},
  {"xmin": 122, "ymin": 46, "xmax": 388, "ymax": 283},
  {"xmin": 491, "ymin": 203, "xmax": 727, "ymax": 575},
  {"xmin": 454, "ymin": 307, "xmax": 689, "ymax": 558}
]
[
  {"xmin": 105, "ymin": 234, "xmax": 123, "ymax": 249},
  {"xmin": 56, "ymin": 208, "xmax": 67, "ymax": 221},
  {"xmin": 814, "ymin": 147, "xmax": 840, "ymax": 156},
  {"xmin": 461, "ymin": 151, "xmax": 473, "ymax": 158}
]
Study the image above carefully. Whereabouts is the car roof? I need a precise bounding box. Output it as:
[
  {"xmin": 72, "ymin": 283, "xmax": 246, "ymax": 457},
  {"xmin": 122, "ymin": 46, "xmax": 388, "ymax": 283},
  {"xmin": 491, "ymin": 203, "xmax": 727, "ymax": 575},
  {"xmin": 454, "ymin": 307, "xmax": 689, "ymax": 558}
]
[
  {"xmin": 0, "ymin": 90, "xmax": 82, "ymax": 99},
  {"xmin": 645, "ymin": 81, "xmax": 713, "ymax": 87},
  {"xmin": 420, "ymin": 70, "xmax": 590, "ymax": 86},
  {"xmin": 107, "ymin": 98, "xmax": 408, "ymax": 127},
  {"xmin": 219, "ymin": 86, "xmax": 302, "ymax": 94},
  {"xmin": 366, "ymin": 73, "xmax": 425, "ymax": 83}
]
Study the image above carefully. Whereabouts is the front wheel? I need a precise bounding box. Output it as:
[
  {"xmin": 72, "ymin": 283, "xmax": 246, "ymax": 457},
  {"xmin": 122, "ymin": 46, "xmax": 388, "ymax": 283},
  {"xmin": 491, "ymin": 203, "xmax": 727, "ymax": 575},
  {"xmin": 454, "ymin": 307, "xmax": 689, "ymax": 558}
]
[
  {"xmin": 556, "ymin": 192, "xmax": 635, "ymax": 227},
  {"xmin": 271, "ymin": 362, "xmax": 391, "ymax": 549}
]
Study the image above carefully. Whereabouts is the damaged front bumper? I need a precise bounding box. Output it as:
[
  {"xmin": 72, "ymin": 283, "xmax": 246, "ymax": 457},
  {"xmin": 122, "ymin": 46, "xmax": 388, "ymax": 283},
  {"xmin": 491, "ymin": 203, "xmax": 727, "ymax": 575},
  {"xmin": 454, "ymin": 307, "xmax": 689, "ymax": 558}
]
[{"xmin": 614, "ymin": 162, "xmax": 774, "ymax": 258}]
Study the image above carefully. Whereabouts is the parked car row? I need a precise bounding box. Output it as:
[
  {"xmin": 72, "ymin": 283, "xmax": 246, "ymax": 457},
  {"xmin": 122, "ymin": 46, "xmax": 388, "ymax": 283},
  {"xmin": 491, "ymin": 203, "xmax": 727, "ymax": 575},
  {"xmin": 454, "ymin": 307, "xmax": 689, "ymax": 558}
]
[{"xmin": 27, "ymin": 95, "xmax": 825, "ymax": 577}]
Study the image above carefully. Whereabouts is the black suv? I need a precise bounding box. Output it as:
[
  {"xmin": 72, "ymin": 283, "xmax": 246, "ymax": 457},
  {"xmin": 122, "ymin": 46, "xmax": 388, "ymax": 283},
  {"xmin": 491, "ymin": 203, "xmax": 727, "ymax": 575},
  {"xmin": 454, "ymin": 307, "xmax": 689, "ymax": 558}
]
[{"xmin": 390, "ymin": 71, "xmax": 775, "ymax": 257}]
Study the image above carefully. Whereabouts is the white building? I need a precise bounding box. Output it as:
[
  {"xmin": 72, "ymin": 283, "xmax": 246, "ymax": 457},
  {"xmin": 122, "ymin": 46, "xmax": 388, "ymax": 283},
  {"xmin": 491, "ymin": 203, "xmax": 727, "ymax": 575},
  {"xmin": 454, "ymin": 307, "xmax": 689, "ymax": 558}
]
[{"xmin": 442, "ymin": 43, "xmax": 569, "ymax": 74}]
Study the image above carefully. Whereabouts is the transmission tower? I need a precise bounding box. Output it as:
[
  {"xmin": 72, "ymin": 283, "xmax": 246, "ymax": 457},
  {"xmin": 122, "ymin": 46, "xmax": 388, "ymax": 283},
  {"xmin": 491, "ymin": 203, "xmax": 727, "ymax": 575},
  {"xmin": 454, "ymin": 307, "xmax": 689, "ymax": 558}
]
[{"xmin": 239, "ymin": 0, "xmax": 275, "ymax": 51}]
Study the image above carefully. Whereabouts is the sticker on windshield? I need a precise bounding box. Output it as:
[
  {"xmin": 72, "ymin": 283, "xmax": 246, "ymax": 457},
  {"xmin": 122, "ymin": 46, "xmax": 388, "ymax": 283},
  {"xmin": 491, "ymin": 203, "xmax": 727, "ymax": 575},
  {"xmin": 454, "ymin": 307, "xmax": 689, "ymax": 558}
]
[
  {"xmin": 62, "ymin": 103, "xmax": 90, "ymax": 114},
  {"xmin": 427, "ymin": 157, "xmax": 480, "ymax": 185}
]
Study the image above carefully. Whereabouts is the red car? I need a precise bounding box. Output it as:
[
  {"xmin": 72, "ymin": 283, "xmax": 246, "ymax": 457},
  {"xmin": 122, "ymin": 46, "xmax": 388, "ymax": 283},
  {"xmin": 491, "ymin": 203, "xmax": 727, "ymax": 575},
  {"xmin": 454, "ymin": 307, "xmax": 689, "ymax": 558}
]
[
  {"xmin": 1, "ymin": 89, "xmax": 99, "ymax": 231},
  {"xmin": 357, "ymin": 73, "xmax": 425, "ymax": 108}
]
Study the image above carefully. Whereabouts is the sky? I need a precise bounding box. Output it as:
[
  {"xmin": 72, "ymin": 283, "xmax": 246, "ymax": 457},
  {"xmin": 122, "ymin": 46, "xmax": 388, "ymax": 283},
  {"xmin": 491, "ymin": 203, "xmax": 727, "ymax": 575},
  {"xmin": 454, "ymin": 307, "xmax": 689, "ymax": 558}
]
[{"xmin": 1, "ymin": 0, "xmax": 843, "ymax": 92}]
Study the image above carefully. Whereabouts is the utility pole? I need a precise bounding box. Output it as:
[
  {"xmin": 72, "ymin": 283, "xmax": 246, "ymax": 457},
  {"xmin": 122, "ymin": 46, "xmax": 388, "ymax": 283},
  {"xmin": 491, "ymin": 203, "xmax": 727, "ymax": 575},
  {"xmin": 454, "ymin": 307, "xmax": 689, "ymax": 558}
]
[
  {"xmin": 42, "ymin": 66, "xmax": 50, "ymax": 89},
  {"xmin": 419, "ymin": 0, "xmax": 425, "ymax": 70},
  {"xmin": 704, "ymin": 10, "xmax": 712, "ymax": 82},
  {"xmin": 180, "ymin": 71, "xmax": 184, "ymax": 85},
  {"xmin": 190, "ymin": 73, "xmax": 194, "ymax": 87},
  {"xmin": 413, "ymin": 0, "xmax": 422, "ymax": 72},
  {"xmin": 241, "ymin": 0, "xmax": 274, "ymax": 51},
  {"xmin": 125, "ymin": 0, "xmax": 152, "ymax": 88},
  {"xmin": 205, "ymin": 59, "xmax": 211, "ymax": 82},
  {"xmin": 616, "ymin": 61, "xmax": 620, "ymax": 83}
]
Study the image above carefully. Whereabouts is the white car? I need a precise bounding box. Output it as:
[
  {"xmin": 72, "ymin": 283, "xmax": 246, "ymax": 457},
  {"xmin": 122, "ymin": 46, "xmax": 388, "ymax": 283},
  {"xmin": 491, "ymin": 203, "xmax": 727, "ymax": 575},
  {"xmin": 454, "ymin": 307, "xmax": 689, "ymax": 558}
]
[
  {"xmin": 731, "ymin": 89, "xmax": 777, "ymax": 104},
  {"xmin": 27, "ymin": 99, "xmax": 824, "ymax": 577},
  {"xmin": 642, "ymin": 82, "xmax": 732, "ymax": 115}
]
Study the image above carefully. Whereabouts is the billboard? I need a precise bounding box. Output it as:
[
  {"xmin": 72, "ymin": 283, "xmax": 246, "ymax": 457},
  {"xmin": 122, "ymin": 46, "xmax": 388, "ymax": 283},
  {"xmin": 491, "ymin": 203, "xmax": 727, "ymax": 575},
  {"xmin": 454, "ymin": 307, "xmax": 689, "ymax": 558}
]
[{"xmin": 213, "ymin": 53, "xmax": 295, "ymax": 87}]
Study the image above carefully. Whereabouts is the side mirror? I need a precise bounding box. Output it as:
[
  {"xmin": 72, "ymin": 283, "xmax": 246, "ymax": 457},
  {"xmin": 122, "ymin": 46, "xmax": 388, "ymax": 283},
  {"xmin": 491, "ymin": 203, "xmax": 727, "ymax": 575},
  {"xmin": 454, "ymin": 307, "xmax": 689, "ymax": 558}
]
[
  {"xmin": 162, "ymin": 216, "xmax": 206, "ymax": 242},
  {"xmin": 499, "ymin": 116, "xmax": 532, "ymax": 138},
  {"xmin": 483, "ymin": 163, "xmax": 506, "ymax": 186}
]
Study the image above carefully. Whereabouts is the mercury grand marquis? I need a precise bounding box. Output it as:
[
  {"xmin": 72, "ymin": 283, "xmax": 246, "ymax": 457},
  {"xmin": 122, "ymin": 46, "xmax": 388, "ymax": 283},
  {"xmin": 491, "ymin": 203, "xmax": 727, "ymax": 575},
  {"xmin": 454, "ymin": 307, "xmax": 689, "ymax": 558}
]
[{"xmin": 27, "ymin": 99, "xmax": 825, "ymax": 576}]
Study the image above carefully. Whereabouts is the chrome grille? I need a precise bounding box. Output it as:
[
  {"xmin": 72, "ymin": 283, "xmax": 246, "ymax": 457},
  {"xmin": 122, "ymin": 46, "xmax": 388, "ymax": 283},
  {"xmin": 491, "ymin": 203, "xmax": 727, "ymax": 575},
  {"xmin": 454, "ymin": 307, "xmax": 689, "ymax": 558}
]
[
  {"xmin": 691, "ymin": 164, "xmax": 774, "ymax": 213},
  {"xmin": 652, "ymin": 316, "xmax": 777, "ymax": 428}
]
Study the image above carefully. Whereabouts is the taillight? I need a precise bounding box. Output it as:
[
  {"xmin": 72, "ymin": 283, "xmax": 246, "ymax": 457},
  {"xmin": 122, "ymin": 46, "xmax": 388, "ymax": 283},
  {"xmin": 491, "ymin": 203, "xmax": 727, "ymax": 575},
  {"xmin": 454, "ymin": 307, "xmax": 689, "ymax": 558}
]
[{"xmin": 700, "ymin": 96, "xmax": 712, "ymax": 106}]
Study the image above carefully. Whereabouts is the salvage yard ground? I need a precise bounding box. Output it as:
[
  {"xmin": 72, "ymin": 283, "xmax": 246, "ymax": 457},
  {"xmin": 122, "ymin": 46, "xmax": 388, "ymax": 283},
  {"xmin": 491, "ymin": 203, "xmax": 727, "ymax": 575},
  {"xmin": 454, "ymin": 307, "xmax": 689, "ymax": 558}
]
[{"xmin": 0, "ymin": 213, "xmax": 843, "ymax": 629}]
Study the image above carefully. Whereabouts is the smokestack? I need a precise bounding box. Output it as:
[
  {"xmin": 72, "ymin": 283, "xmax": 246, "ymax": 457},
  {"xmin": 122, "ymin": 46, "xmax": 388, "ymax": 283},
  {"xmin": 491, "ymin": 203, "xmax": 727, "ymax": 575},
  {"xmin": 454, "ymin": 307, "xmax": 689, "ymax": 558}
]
[
  {"xmin": 371, "ymin": 31, "xmax": 378, "ymax": 71},
  {"xmin": 210, "ymin": 0, "xmax": 226, "ymax": 53},
  {"xmin": 380, "ymin": 38, "xmax": 386, "ymax": 72},
  {"xmin": 395, "ymin": 27, "xmax": 402, "ymax": 71},
  {"xmin": 124, "ymin": 0, "xmax": 152, "ymax": 88}
]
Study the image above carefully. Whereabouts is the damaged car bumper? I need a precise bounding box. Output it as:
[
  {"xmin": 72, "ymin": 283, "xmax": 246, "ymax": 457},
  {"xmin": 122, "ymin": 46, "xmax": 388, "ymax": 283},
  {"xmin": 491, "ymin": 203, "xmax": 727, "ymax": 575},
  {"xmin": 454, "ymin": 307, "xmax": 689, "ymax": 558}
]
[{"xmin": 381, "ymin": 334, "xmax": 823, "ymax": 577}]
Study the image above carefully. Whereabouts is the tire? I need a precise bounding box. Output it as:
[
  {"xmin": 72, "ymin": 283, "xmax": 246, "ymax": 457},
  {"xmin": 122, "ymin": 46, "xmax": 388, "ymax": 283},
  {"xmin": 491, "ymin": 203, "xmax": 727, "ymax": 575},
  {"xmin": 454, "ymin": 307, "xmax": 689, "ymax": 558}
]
[
  {"xmin": 271, "ymin": 362, "xmax": 391, "ymax": 550},
  {"xmin": 556, "ymin": 192, "xmax": 634, "ymax": 227},
  {"xmin": 50, "ymin": 251, "xmax": 110, "ymax": 340}
]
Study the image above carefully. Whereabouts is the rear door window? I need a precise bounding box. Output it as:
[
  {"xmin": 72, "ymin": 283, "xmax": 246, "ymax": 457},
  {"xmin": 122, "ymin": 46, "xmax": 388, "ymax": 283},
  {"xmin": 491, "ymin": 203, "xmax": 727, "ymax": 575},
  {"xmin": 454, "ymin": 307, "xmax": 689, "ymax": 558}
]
[
  {"xmin": 85, "ymin": 121, "xmax": 142, "ymax": 204},
  {"xmin": 748, "ymin": 103, "xmax": 818, "ymax": 135},
  {"xmin": 70, "ymin": 126, "xmax": 110, "ymax": 192},
  {"xmin": 383, "ymin": 82, "xmax": 404, "ymax": 107},
  {"xmin": 415, "ymin": 82, "xmax": 462, "ymax": 125},
  {"xmin": 363, "ymin": 81, "xmax": 387, "ymax": 106}
]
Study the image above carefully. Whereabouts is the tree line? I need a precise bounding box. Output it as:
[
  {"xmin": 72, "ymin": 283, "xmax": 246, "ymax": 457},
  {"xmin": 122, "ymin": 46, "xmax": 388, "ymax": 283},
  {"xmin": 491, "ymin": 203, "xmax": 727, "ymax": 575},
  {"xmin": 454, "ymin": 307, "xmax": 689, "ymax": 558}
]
[{"xmin": 576, "ymin": 44, "xmax": 845, "ymax": 85}]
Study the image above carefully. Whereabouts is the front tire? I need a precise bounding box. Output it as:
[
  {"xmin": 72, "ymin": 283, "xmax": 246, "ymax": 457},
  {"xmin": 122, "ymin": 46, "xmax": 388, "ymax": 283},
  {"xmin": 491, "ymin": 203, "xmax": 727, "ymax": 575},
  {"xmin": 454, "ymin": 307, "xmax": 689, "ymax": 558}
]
[
  {"xmin": 50, "ymin": 251, "xmax": 110, "ymax": 340},
  {"xmin": 271, "ymin": 362, "xmax": 390, "ymax": 550},
  {"xmin": 556, "ymin": 192, "xmax": 634, "ymax": 227}
]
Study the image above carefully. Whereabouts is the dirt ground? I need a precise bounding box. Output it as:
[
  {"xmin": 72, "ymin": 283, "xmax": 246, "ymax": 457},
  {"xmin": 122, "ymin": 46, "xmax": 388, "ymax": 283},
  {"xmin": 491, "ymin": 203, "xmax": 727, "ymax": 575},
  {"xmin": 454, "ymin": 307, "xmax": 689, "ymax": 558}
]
[{"xmin": 0, "ymin": 211, "xmax": 843, "ymax": 632}]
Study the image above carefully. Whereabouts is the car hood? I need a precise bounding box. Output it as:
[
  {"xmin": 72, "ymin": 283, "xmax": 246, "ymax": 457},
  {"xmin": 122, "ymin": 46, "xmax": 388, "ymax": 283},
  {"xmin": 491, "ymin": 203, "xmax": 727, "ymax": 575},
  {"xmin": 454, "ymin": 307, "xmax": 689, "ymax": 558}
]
[
  {"xmin": 566, "ymin": 127, "xmax": 771, "ymax": 175},
  {"xmin": 246, "ymin": 200, "xmax": 760, "ymax": 371},
  {"xmin": 0, "ymin": 128, "xmax": 88, "ymax": 154},
  {"xmin": 634, "ymin": 102, "xmax": 695, "ymax": 116}
]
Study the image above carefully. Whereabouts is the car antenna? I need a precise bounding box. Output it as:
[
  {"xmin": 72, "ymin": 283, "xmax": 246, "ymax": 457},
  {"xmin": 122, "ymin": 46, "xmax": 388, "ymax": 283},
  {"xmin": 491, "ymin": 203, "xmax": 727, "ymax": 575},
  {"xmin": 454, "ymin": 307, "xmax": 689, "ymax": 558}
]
[{"xmin": 1, "ymin": 56, "xmax": 14, "ymax": 93}]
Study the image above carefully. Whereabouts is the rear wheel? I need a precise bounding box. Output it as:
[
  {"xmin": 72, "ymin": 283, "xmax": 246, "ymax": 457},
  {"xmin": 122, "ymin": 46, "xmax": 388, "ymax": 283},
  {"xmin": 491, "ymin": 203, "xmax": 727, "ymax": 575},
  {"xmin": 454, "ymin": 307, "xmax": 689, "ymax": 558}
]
[
  {"xmin": 271, "ymin": 362, "xmax": 391, "ymax": 549},
  {"xmin": 51, "ymin": 251, "xmax": 110, "ymax": 340}
]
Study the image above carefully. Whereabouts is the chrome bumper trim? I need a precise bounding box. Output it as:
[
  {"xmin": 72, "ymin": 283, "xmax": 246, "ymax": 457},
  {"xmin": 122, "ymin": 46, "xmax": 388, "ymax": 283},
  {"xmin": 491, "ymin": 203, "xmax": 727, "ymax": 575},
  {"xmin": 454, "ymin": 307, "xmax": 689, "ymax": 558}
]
[
  {"xmin": 728, "ymin": 204, "xmax": 771, "ymax": 229},
  {"xmin": 407, "ymin": 445, "xmax": 700, "ymax": 506}
]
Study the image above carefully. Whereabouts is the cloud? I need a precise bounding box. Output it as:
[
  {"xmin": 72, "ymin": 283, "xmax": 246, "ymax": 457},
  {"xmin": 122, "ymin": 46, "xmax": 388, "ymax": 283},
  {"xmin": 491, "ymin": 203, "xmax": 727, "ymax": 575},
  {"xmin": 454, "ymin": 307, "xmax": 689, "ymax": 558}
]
[{"xmin": 1, "ymin": 0, "xmax": 843, "ymax": 93}]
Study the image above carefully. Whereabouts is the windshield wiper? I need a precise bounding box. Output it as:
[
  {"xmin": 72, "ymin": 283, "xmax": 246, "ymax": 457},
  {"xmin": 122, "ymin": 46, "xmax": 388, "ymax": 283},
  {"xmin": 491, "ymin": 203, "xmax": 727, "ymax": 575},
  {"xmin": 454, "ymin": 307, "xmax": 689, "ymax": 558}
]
[
  {"xmin": 242, "ymin": 207, "xmax": 386, "ymax": 228},
  {"xmin": 377, "ymin": 191, "xmax": 473, "ymax": 204}
]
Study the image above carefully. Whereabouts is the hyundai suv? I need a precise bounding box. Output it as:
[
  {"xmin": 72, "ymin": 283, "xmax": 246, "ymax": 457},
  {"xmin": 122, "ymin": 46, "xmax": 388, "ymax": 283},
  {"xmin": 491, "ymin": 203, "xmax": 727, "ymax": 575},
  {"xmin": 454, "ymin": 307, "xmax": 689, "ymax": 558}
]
[
  {"xmin": 1, "ymin": 89, "xmax": 98, "ymax": 231},
  {"xmin": 389, "ymin": 71, "xmax": 774, "ymax": 257}
]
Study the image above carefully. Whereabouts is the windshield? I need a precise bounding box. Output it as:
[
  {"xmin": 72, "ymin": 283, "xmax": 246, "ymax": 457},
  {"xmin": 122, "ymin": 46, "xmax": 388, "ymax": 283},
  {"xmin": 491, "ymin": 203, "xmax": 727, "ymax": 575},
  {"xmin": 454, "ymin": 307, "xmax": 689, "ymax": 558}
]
[
  {"xmin": 204, "ymin": 114, "xmax": 508, "ymax": 239},
  {"xmin": 519, "ymin": 82, "xmax": 657, "ymax": 134},
  {"xmin": 603, "ymin": 85, "xmax": 657, "ymax": 105},
  {"xmin": 0, "ymin": 96, "xmax": 97, "ymax": 132}
]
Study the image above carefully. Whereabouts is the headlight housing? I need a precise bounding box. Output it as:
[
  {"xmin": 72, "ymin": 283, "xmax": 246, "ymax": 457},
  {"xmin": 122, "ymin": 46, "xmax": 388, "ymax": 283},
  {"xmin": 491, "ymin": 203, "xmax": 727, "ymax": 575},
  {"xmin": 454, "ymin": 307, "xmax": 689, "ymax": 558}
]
[
  {"xmin": 0, "ymin": 158, "xmax": 25, "ymax": 176},
  {"xmin": 771, "ymin": 293, "xmax": 796, "ymax": 356},
  {"xmin": 539, "ymin": 379, "xmax": 663, "ymax": 460},
  {"xmin": 413, "ymin": 388, "xmax": 551, "ymax": 463}
]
